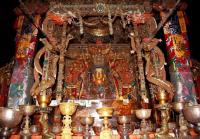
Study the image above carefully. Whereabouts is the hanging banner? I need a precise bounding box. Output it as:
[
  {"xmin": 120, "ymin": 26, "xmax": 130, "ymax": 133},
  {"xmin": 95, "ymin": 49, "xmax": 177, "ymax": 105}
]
[
  {"xmin": 162, "ymin": 11, "xmax": 197, "ymax": 103},
  {"xmin": 7, "ymin": 15, "xmax": 41, "ymax": 107}
]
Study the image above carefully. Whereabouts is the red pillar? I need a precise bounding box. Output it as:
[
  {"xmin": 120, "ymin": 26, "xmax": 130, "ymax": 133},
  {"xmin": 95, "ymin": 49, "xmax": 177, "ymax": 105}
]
[{"xmin": 161, "ymin": 11, "xmax": 197, "ymax": 103}]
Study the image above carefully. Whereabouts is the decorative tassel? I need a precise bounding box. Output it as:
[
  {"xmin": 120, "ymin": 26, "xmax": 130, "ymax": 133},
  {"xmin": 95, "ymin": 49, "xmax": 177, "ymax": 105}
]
[
  {"xmin": 120, "ymin": 13, "xmax": 126, "ymax": 29},
  {"xmin": 108, "ymin": 8, "xmax": 113, "ymax": 35},
  {"xmin": 79, "ymin": 15, "xmax": 84, "ymax": 35}
]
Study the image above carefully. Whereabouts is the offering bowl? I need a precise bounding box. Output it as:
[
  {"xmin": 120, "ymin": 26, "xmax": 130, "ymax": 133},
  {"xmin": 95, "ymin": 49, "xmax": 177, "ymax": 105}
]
[
  {"xmin": 80, "ymin": 117, "xmax": 94, "ymax": 139},
  {"xmin": 135, "ymin": 109, "xmax": 151, "ymax": 120},
  {"xmin": 183, "ymin": 104, "xmax": 200, "ymax": 133},
  {"xmin": 183, "ymin": 104, "xmax": 200, "ymax": 123},
  {"xmin": 0, "ymin": 107, "xmax": 23, "ymax": 139},
  {"xmin": 19, "ymin": 105, "xmax": 36, "ymax": 138},
  {"xmin": 172, "ymin": 102, "xmax": 188, "ymax": 137},
  {"xmin": 135, "ymin": 109, "xmax": 151, "ymax": 139},
  {"xmin": 96, "ymin": 107, "xmax": 114, "ymax": 139},
  {"xmin": 96, "ymin": 107, "xmax": 114, "ymax": 117},
  {"xmin": 59, "ymin": 102, "xmax": 78, "ymax": 139},
  {"xmin": 117, "ymin": 115, "xmax": 132, "ymax": 139}
]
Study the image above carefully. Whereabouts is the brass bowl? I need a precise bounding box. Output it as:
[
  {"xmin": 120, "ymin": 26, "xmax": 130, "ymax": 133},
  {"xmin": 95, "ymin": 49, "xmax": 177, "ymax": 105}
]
[
  {"xmin": 135, "ymin": 109, "xmax": 151, "ymax": 120},
  {"xmin": 80, "ymin": 117, "xmax": 94, "ymax": 126},
  {"xmin": 117, "ymin": 115, "xmax": 132, "ymax": 125},
  {"xmin": 155, "ymin": 91, "xmax": 170, "ymax": 104},
  {"xmin": 19, "ymin": 105, "xmax": 36, "ymax": 116},
  {"xmin": 51, "ymin": 124, "xmax": 62, "ymax": 135},
  {"xmin": 0, "ymin": 107, "xmax": 23, "ymax": 128},
  {"xmin": 172, "ymin": 102, "xmax": 184, "ymax": 113},
  {"xmin": 59, "ymin": 102, "xmax": 78, "ymax": 116},
  {"xmin": 30, "ymin": 125, "xmax": 41, "ymax": 135},
  {"xmin": 96, "ymin": 107, "xmax": 114, "ymax": 117},
  {"xmin": 183, "ymin": 105, "xmax": 200, "ymax": 123},
  {"xmin": 72, "ymin": 124, "xmax": 83, "ymax": 136},
  {"xmin": 37, "ymin": 94, "xmax": 52, "ymax": 108},
  {"xmin": 87, "ymin": 28, "xmax": 109, "ymax": 37}
]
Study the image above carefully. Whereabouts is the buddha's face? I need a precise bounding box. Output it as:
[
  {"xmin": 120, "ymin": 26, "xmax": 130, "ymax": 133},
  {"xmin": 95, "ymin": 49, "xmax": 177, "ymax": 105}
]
[{"xmin": 92, "ymin": 68, "xmax": 105, "ymax": 85}]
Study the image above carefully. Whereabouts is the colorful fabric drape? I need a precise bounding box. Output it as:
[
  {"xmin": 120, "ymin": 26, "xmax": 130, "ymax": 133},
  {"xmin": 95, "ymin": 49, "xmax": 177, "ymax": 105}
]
[
  {"xmin": 7, "ymin": 15, "xmax": 40, "ymax": 107},
  {"xmin": 0, "ymin": 62, "xmax": 13, "ymax": 106},
  {"xmin": 162, "ymin": 11, "xmax": 197, "ymax": 103}
]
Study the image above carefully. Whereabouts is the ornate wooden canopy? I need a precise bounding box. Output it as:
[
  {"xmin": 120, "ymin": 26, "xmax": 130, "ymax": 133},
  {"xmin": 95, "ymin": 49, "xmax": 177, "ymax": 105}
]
[{"xmin": 15, "ymin": 0, "xmax": 187, "ymax": 44}]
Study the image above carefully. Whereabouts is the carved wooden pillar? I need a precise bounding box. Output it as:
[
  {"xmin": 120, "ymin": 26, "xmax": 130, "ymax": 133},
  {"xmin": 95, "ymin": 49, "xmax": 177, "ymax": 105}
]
[
  {"xmin": 161, "ymin": 11, "xmax": 197, "ymax": 103},
  {"xmin": 7, "ymin": 15, "xmax": 41, "ymax": 107}
]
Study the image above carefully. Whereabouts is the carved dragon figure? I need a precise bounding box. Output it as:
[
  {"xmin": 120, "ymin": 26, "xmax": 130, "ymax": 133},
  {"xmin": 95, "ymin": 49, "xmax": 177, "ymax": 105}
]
[
  {"xmin": 30, "ymin": 10, "xmax": 74, "ymax": 98},
  {"xmin": 143, "ymin": 38, "xmax": 174, "ymax": 101},
  {"xmin": 30, "ymin": 38, "xmax": 59, "ymax": 97}
]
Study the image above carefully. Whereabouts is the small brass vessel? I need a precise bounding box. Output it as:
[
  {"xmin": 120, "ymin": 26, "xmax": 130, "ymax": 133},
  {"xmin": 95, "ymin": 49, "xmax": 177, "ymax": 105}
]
[
  {"xmin": 80, "ymin": 117, "xmax": 94, "ymax": 126},
  {"xmin": 155, "ymin": 103, "xmax": 172, "ymax": 138},
  {"xmin": 183, "ymin": 104, "xmax": 200, "ymax": 123},
  {"xmin": 155, "ymin": 91, "xmax": 170, "ymax": 104},
  {"xmin": 96, "ymin": 107, "xmax": 114, "ymax": 139},
  {"xmin": 117, "ymin": 115, "xmax": 132, "ymax": 125},
  {"xmin": 19, "ymin": 105, "xmax": 36, "ymax": 138},
  {"xmin": 51, "ymin": 124, "xmax": 62, "ymax": 135},
  {"xmin": 37, "ymin": 94, "xmax": 52, "ymax": 108},
  {"xmin": 117, "ymin": 115, "xmax": 132, "ymax": 139},
  {"xmin": 30, "ymin": 125, "xmax": 41, "ymax": 135},
  {"xmin": 172, "ymin": 102, "xmax": 184, "ymax": 113},
  {"xmin": 36, "ymin": 94, "xmax": 54, "ymax": 138},
  {"xmin": 96, "ymin": 107, "xmax": 114, "ymax": 117},
  {"xmin": 80, "ymin": 117, "xmax": 94, "ymax": 139},
  {"xmin": 183, "ymin": 105, "xmax": 200, "ymax": 133},
  {"xmin": 59, "ymin": 102, "xmax": 78, "ymax": 139},
  {"xmin": 135, "ymin": 109, "xmax": 151, "ymax": 120},
  {"xmin": 135, "ymin": 109, "xmax": 151, "ymax": 139},
  {"xmin": 72, "ymin": 123, "xmax": 83, "ymax": 136},
  {"xmin": 172, "ymin": 102, "xmax": 188, "ymax": 137},
  {"xmin": 0, "ymin": 107, "xmax": 23, "ymax": 139},
  {"xmin": 19, "ymin": 105, "xmax": 36, "ymax": 116},
  {"xmin": 0, "ymin": 107, "xmax": 23, "ymax": 128},
  {"xmin": 59, "ymin": 102, "xmax": 78, "ymax": 116},
  {"xmin": 155, "ymin": 90, "xmax": 172, "ymax": 138},
  {"xmin": 87, "ymin": 28, "xmax": 109, "ymax": 37}
]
